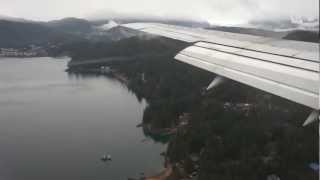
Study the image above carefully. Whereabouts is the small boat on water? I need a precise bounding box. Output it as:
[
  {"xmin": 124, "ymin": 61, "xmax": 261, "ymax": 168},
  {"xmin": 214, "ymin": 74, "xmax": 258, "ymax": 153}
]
[{"xmin": 101, "ymin": 154, "xmax": 112, "ymax": 162}]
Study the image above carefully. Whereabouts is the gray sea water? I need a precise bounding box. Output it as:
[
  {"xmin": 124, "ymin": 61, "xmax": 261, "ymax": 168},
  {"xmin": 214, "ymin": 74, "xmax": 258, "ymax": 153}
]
[{"xmin": 0, "ymin": 57, "xmax": 165, "ymax": 180}]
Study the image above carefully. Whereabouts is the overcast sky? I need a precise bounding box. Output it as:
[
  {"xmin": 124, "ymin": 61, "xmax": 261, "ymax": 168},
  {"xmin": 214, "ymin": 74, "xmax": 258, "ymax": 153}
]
[{"xmin": 0, "ymin": 0, "xmax": 318, "ymax": 25}]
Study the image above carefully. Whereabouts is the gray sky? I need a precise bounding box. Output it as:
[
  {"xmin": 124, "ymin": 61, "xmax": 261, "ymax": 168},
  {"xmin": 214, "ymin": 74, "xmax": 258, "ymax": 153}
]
[{"xmin": 0, "ymin": 0, "xmax": 318, "ymax": 25}]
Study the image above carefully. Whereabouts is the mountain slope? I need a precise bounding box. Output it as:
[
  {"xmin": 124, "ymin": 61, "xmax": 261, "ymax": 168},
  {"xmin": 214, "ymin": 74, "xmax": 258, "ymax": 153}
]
[
  {"xmin": 0, "ymin": 20, "xmax": 83, "ymax": 48},
  {"xmin": 47, "ymin": 18, "xmax": 93, "ymax": 35},
  {"xmin": 283, "ymin": 30, "xmax": 319, "ymax": 42}
]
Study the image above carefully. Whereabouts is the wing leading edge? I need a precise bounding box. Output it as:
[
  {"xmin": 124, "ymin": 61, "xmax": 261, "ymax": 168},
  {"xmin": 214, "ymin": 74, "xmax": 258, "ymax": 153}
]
[{"xmin": 121, "ymin": 23, "xmax": 319, "ymax": 125}]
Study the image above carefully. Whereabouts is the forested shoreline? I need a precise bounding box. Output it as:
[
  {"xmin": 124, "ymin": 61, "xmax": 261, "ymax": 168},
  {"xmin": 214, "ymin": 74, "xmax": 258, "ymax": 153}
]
[{"xmin": 66, "ymin": 34, "xmax": 318, "ymax": 180}]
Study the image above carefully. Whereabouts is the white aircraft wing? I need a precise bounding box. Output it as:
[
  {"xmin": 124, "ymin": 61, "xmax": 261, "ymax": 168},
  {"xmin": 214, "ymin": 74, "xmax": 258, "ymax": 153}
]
[{"xmin": 121, "ymin": 23, "xmax": 319, "ymax": 125}]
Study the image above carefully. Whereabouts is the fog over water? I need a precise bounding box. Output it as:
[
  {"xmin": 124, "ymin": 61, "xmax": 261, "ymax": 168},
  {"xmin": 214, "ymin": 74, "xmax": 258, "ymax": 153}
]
[{"xmin": 0, "ymin": 0, "xmax": 318, "ymax": 25}]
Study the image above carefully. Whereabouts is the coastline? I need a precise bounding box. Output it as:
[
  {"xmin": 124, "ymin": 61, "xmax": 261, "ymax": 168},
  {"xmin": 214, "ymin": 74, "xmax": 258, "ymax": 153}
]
[{"xmin": 145, "ymin": 164, "xmax": 172, "ymax": 180}]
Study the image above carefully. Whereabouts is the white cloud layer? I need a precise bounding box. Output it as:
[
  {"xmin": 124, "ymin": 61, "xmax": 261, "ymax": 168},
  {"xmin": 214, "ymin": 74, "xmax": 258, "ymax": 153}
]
[{"xmin": 0, "ymin": 0, "xmax": 318, "ymax": 25}]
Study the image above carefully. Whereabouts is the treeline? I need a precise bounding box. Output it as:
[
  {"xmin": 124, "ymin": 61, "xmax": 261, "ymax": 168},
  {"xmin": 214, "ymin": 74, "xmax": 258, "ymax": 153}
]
[{"xmin": 59, "ymin": 36, "xmax": 186, "ymax": 61}]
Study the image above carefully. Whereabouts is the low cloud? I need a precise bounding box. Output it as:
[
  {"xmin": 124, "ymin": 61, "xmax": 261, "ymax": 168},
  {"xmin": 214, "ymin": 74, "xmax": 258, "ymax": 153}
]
[{"xmin": 0, "ymin": 0, "xmax": 318, "ymax": 25}]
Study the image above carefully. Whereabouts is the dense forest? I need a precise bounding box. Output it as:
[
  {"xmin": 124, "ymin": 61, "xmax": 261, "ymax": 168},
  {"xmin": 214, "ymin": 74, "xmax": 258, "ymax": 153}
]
[
  {"xmin": 67, "ymin": 30, "xmax": 318, "ymax": 180},
  {"xmin": 283, "ymin": 30, "xmax": 319, "ymax": 42},
  {"xmin": 0, "ymin": 20, "xmax": 86, "ymax": 48}
]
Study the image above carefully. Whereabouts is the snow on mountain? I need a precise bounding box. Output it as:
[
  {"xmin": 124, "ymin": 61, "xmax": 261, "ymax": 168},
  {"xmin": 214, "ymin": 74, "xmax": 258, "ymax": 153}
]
[
  {"xmin": 98, "ymin": 20, "xmax": 119, "ymax": 30},
  {"xmin": 287, "ymin": 16, "xmax": 319, "ymax": 31},
  {"xmin": 247, "ymin": 17, "xmax": 319, "ymax": 32}
]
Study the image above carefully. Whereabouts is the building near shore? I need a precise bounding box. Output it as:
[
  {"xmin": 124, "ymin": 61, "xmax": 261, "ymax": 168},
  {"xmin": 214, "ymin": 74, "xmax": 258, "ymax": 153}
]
[{"xmin": 0, "ymin": 48, "xmax": 47, "ymax": 57}]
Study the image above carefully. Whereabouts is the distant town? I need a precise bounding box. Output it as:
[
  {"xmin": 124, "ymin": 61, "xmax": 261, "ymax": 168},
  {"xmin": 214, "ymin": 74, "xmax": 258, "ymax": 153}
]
[{"xmin": 0, "ymin": 45, "xmax": 48, "ymax": 57}]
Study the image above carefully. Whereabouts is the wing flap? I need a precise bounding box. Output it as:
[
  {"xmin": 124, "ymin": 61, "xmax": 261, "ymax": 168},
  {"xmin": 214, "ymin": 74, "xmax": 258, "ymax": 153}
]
[
  {"xmin": 195, "ymin": 42, "xmax": 319, "ymax": 72},
  {"xmin": 175, "ymin": 53, "xmax": 318, "ymax": 109}
]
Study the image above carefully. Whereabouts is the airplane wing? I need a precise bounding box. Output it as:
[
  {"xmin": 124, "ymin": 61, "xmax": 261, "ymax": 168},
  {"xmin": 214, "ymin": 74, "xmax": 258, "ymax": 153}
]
[{"xmin": 121, "ymin": 23, "xmax": 319, "ymax": 125}]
